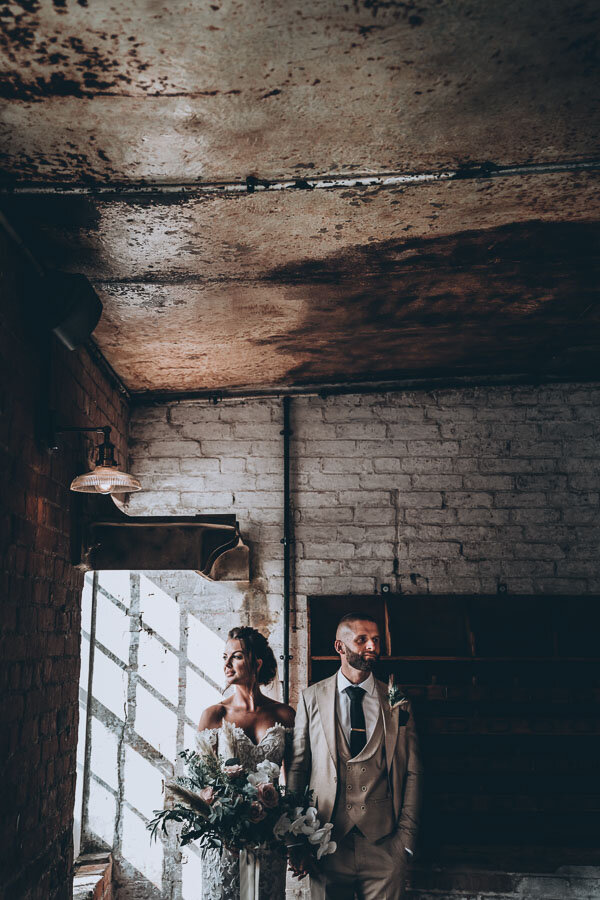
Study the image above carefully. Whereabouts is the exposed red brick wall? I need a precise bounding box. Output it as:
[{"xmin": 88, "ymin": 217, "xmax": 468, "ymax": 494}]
[{"xmin": 0, "ymin": 231, "xmax": 129, "ymax": 900}]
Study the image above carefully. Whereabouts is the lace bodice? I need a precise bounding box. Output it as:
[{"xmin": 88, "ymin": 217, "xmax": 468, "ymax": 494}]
[{"xmin": 197, "ymin": 720, "xmax": 292, "ymax": 771}]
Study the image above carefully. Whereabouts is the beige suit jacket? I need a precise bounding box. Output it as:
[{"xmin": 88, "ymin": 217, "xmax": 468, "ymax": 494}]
[{"xmin": 287, "ymin": 672, "xmax": 423, "ymax": 853}]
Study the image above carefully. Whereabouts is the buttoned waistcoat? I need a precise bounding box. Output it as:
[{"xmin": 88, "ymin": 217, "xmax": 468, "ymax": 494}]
[
  {"xmin": 287, "ymin": 672, "xmax": 423, "ymax": 853},
  {"xmin": 333, "ymin": 711, "xmax": 396, "ymax": 842}
]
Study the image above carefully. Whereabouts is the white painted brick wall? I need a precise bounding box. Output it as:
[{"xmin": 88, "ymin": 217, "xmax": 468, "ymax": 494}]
[{"xmin": 125, "ymin": 384, "xmax": 600, "ymax": 704}]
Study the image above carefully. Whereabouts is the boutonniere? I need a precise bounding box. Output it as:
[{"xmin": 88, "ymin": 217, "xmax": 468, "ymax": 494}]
[
  {"xmin": 388, "ymin": 675, "xmax": 410, "ymax": 724},
  {"xmin": 388, "ymin": 674, "xmax": 406, "ymax": 709}
]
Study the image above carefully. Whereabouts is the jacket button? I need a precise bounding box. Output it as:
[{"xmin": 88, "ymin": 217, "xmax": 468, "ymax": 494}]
[
  {"xmin": 361, "ymin": 805, "xmax": 365, "ymax": 810},
  {"xmin": 361, "ymin": 767, "xmax": 366, "ymax": 772},
  {"xmin": 347, "ymin": 785, "xmax": 353, "ymax": 791},
  {"xmin": 333, "ymin": 776, "xmax": 337, "ymax": 783}
]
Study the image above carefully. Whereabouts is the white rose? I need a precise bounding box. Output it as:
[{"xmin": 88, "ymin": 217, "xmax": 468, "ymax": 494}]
[
  {"xmin": 247, "ymin": 760, "xmax": 280, "ymax": 787},
  {"xmin": 247, "ymin": 772, "xmax": 260, "ymax": 787},
  {"xmin": 257, "ymin": 760, "xmax": 280, "ymax": 782}
]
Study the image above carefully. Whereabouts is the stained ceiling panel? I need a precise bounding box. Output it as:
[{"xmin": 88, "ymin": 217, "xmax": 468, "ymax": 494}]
[
  {"xmin": 1, "ymin": 0, "xmax": 599, "ymax": 184},
  {"xmin": 92, "ymin": 210, "xmax": 600, "ymax": 392}
]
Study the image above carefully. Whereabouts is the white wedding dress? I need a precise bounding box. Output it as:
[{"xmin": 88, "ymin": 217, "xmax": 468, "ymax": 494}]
[{"xmin": 199, "ymin": 722, "xmax": 293, "ymax": 900}]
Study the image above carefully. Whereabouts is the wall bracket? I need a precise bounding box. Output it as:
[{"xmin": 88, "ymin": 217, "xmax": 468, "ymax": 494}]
[{"xmin": 72, "ymin": 494, "xmax": 249, "ymax": 580}]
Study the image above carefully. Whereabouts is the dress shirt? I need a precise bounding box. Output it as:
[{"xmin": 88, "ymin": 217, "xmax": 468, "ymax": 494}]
[
  {"xmin": 335, "ymin": 668, "xmax": 414, "ymax": 857},
  {"xmin": 336, "ymin": 669, "xmax": 380, "ymax": 746}
]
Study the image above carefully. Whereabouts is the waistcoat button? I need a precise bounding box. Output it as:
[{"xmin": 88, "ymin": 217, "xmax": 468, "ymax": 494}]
[
  {"xmin": 361, "ymin": 786, "xmax": 367, "ymax": 792},
  {"xmin": 361, "ymin": 767, "xmax": 366, "ymax": 772},
  {"xmin": 346, "ymin": 804, "xmax": 352, "ymax": 810},
  {"xmin": 347, "ymin": 785, "xmax": 352, "ymax": 791}
]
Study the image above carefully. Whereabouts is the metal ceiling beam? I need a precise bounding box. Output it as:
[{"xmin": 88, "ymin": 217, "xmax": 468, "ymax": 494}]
[
  {"xmin": 2, "ymin": 158, "xmax": 599, "ymax": 197},
  {"xmin": 129, "ymin": 370, "xmax": 600, "ymax": 407}
]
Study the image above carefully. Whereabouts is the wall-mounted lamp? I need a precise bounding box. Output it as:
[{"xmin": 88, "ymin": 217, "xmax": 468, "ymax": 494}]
[{"xmin": 51, "ymin": 423, "xmax": 141, "ymax": 494}]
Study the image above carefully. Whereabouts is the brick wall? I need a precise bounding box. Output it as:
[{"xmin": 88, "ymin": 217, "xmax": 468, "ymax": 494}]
[
  {"xmin": 0, "ymin": 229, "xmax": 129, "ymax": 900},
  {"xmin": 125, "ymin": 386, "xmax": 600, "ymax": 703}
]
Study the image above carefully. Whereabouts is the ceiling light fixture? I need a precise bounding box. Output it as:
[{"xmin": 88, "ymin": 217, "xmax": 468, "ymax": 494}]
[{"xmin": 51, "ymin": 423, "xmax": 141, "ymax": 494}]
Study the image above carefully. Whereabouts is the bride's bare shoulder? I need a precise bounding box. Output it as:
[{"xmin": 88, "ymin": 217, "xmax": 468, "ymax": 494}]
[{"xmin": 198, "ymin": 703, "xmax": 227, "ymax": 731}]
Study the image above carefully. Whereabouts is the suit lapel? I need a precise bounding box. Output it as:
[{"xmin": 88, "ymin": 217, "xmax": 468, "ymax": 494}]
[
  {"xmin": 316, "ymin": 673, "xmax": 339, "ymax": 766},
  {"xmin": 375, "ymin": 678, "xmax": 399, "ymax": 773}
]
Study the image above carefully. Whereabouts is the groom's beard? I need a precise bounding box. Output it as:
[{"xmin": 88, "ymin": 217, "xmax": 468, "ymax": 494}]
[{"xmin": 342, "ymin": 644, "xmax": 380, "ymax": 672}]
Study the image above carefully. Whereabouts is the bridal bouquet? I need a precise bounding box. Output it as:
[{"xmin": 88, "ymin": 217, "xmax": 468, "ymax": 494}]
[{"xmin": 148, "ymin": 732, "xmax": 336, "ymax": 863}]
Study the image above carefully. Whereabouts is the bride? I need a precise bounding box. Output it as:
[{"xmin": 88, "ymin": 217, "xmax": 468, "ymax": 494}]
[{"xmin": 198, "ymin": 626, "xmax": 296, "ymax": 899}]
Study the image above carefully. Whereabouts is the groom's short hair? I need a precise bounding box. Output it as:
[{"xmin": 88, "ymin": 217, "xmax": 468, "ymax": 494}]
[{"xmin": 337, "ymin": 612, "xmax": 379, "ymax": 630}]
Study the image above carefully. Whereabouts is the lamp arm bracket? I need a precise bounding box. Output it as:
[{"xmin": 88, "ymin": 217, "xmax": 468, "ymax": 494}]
[
  {"xmin": 45, "ymin": 409, "xmax": 111, "ymax": 451},
  {"xmin": 56, "ymin": 425, "xmax": 111, "ymax": 436}
]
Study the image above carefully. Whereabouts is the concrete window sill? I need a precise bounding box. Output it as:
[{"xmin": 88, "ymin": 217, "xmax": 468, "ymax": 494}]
[{"xmin": 73, "ymin": 853, "xmax": 112, "ymax": 900}]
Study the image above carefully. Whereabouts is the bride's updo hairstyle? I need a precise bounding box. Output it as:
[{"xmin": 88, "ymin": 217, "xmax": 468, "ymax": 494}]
[{"xmin": 228, "ymin": 626, "xmax": 277, "ymax": 686}]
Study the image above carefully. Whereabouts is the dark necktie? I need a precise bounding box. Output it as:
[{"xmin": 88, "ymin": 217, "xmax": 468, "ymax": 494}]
[{"xmin": 344, "ymin": 685, "xmax": 367, "ymax": 757}]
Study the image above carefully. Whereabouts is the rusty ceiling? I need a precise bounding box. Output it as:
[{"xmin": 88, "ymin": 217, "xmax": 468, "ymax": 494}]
[{"xmin": 1, "ymin": 0, "xmax": 599, "ymax": 395}]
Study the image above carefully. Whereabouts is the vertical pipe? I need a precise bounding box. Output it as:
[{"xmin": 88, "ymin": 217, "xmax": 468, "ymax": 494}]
[
  {"xmin": 81, "ymin": 570, "xmax": 98, "ymax": 848},
  {"xmin": 281, "ymin": 397, "xmax": 293, "ymax": 704}
]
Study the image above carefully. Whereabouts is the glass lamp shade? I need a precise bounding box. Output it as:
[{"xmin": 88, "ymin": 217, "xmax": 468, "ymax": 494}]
[{"xmin": 70, "ymin": 464, "xmax": 142, "ymax": 494}]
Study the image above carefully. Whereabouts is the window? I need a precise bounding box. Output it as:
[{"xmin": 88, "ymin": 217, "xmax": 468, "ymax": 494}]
[{"xmin": 76, "ymin": 572, "xmax": 227, "ymax": 897}]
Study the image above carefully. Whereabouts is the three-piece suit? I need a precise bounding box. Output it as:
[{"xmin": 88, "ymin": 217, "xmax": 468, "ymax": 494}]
[{"xmin": 288, "ymin": 670, "xmax": 423, "ymax": 899}]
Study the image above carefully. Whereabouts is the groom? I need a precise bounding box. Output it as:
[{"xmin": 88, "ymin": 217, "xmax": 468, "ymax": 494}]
[{"xmin": 287, "ymin": 612, "xmax": 423, "ymax": 899}]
